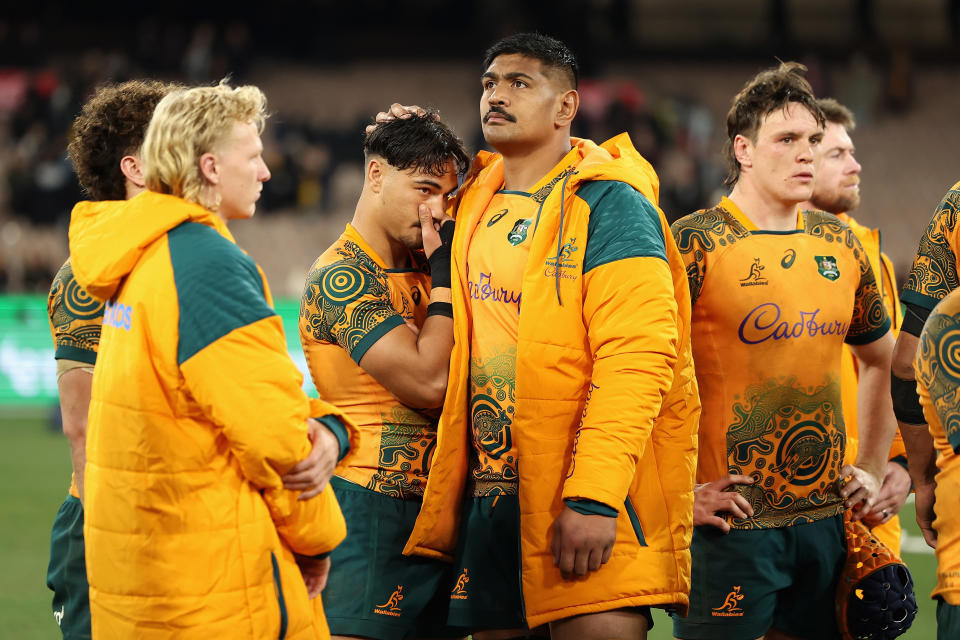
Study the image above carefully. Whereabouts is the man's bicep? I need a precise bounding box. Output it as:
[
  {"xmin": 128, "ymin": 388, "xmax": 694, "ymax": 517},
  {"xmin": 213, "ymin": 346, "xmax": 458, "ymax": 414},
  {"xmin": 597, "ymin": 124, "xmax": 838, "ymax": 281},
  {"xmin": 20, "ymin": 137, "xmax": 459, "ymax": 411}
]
[
  {"xmin": 848, "ymin": 330, "xmax": 894, "ymax": 369},
  {"xmin": 357, "ymin": 322, "xmax": 421, "ymax": 393},
  {"xmin": 847, "ymin": 233, "xmax": 892, "ymax": 346}
]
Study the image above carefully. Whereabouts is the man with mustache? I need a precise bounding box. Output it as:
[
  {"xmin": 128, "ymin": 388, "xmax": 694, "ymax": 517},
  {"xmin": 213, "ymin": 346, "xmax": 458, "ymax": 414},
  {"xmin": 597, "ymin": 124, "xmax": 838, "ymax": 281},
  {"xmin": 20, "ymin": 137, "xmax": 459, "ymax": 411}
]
[
  {"xmin": 671, "ymin": 63, "xmax": 896, "ymax": 640},
  {"xmin": 380, "ymin": 32, "xmax": 699, "ymax": 640},
  {"xmin": 799, "ymin": 98, "xmax": 910, "ymax": 555}
]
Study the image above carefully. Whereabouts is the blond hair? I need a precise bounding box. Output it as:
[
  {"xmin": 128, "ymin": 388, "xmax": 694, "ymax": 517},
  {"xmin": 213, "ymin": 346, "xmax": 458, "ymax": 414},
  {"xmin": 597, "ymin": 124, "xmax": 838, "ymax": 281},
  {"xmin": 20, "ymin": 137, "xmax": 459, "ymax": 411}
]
[{"xmin": 142, "ymin": 81, "xmax": 267, "ymax": 210}]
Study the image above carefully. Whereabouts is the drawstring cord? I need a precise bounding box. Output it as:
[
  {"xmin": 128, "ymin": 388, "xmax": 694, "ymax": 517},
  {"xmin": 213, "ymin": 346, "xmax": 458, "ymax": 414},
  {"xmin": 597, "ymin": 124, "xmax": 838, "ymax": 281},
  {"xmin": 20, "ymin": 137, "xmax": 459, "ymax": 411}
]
[{"xmin": 554, "ymin": 170, "xmax": 575, "ymax": 306}]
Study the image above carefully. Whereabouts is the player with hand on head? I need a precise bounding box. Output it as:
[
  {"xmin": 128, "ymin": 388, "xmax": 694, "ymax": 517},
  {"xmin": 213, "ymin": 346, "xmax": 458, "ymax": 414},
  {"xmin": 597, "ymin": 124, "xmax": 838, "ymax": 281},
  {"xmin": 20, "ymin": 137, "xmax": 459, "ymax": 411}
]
[
  {"xmin": 298, "ymin": 111, "xmax": 468, "ymax": 640},
  {"xmin": 68, "ymin": 81, "xmax": 358, "ymax": 639},
  {"xmin": 671, "ymin": 62, "xmax": 896, "ymax": 640}
]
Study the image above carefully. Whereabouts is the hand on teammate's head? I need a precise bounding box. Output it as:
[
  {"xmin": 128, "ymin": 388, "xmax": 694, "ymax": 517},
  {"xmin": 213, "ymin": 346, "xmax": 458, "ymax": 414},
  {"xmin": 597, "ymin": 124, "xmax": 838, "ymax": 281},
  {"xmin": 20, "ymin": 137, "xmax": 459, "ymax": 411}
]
[{"xmin": 365, "ymin": 103, "xmax": 429, "ymax": 134}]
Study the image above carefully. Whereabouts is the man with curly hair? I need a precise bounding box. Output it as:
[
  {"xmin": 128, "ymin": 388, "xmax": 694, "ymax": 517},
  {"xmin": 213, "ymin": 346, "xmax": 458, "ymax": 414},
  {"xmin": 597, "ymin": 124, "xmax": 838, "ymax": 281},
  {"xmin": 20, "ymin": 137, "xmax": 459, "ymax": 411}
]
[
  {"xmin": 68, "ymin": 81, "xmax": 355, "ymax": 638},
  {"xmin": 670, "ymin": 63, "xmax": 896, "ymax": 640},
  {"xmin": 46, "ymin": 79, "xmax": 174, "ymax": 640}
]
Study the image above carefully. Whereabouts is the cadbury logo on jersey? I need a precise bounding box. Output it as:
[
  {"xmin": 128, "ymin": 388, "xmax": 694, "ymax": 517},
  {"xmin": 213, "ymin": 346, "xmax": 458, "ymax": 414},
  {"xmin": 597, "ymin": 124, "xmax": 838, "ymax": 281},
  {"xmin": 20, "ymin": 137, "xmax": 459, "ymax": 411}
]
[
  {"xmin": 104, "ymin": 299, "xmax": 133, "ymax": 331},
  {"xmin": 738, "ymin": 302, "xmax": 849, "ymax": 345}
]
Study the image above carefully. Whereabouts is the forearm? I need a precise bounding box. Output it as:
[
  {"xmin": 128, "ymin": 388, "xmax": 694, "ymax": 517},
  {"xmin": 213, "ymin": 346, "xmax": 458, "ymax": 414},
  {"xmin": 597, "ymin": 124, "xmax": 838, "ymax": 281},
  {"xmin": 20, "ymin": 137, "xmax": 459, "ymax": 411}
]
[
  {"xmin": 892, "ymin": 331, "xmax": 920, "ymax": 380},
  {"xmin": 855, "ymin": 361, "xmax": 899, "ymax": 477},
  {"xmin": 411, "ymin": 316, "xmax": 454, "ymax": 392},
  {"xmin": 67, "ymin": 432, "xmax": 86, "ymax": 503},
  {"xmin": 57, "ymin": 368, "xmax": 93, "ymax": 504},
  {"xmin": 900, "ymin": 421, "xmax": 938, "ymax": 489}
]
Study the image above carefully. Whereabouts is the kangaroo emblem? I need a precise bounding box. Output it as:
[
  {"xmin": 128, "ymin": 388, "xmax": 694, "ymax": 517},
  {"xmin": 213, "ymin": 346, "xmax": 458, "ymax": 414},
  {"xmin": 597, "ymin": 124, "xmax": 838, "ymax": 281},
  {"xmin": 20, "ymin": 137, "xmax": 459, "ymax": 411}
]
[
  {"xmin": 375, "ymin": 586, "xmax": 404, "ymax": 612},
  {"xmin": 713, "ymin": 586, "xmax": 745, "ymax": 613},
  {"xmin": 742, "ymin": 258, "xmax": 765, "ymax": 282},
  {"xmin": 559, "ymin": 238, "xmax": 579, "ymax": 262},
  {"xmin": 452, "ymin": 568, "xmax": 470, "ymax": 598}
]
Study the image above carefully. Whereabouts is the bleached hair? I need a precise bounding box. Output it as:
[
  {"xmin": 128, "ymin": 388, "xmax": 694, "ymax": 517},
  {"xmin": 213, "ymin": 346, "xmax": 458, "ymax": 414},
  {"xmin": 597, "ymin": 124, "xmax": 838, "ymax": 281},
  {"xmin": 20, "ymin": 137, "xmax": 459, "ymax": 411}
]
[{"xmin": 142, "ymin": 80, "xmax": 267, "ymax": 210}]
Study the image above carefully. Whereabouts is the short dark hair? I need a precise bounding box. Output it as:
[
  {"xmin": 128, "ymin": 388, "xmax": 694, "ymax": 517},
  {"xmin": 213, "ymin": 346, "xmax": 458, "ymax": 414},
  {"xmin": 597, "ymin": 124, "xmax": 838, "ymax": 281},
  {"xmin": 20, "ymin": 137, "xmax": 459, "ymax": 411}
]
[
  {"xmin": 483, "ymin": 32, "xmax": 578, "ymax": 89},
  {"xmin": 363, "ymin": 111, "xmax": 469, "ymax": 177},
  {"xmin": 723, "ymin": 61, "xmax": 825, "ymax": 187},
  {"xmin": 68, "ymin": 80, "xmax": 178, "ymax": 201},
  {"xmin": 817, "ymin": 97, "xmax": 856, "ymax": 131}
]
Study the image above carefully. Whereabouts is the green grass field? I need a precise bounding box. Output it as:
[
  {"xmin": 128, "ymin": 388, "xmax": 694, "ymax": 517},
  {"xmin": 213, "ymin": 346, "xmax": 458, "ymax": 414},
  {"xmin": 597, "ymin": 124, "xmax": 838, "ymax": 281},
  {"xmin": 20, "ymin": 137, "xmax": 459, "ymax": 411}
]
[{"xmin": 0, "ymin": 410, "xmax": 940, "ymax": 639}]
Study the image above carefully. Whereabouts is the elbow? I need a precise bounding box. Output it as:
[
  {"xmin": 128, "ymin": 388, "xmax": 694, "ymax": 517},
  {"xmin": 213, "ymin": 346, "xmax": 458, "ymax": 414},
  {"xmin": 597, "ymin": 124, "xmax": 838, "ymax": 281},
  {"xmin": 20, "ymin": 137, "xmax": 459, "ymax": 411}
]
[
  {"xmin": 891, "ymin": 338, "xmax": 917, "ymax": 378},
  {"xmin": 401, "ymin": 373, "xmax": 448, "ymax": 410},
  {"xmin": 417, "ymin": 377, "xmax": 448, "ymax": 409},
  {"xmin": 61, "ymin": 416, "xmax": 87, "ymax": 445}
]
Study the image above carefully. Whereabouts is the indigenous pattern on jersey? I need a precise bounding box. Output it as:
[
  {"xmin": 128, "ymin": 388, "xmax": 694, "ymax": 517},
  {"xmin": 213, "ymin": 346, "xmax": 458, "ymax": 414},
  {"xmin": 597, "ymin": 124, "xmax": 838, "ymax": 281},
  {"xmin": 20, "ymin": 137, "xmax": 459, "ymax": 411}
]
[
  {"xmin": 672, "ymin": 197, "xmax": 890, "ymax": 530},
  {"xmin": 300, "ymin": 224, "xmax": 435, "ymax": 498},
  {"xmin": 903, "ymin": 181, "xmax": 960, "ymax": 310},
  {"xmin": 915, "ymin": 288, "xmax": 960, "ymax": 604},
  {"xmin": 466, "ymin": 187, "xmax": 540, "ymax": 496},
  {"xmin": 47, "ymin": 258, "xmax": 104, "ymax": 365},
  {"xmin": 48, "ymin": 258, "xmax": 104, "ymax": 500}
]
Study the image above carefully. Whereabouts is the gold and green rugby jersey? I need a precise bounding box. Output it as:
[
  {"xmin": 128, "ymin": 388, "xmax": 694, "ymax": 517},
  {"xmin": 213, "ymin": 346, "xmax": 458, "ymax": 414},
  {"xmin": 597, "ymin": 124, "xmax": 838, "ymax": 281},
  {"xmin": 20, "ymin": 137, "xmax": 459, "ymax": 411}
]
[
  {"xmin": 671, "ymin": 197, "xmax": 890, "ymax": 529},
  {"xmin": 902, "ymin": 181, "xmax": 960, "ymax": 312},
  {"xmin": 300, "ymin": 223, "xmax": 434, "ymax": 499},
  {"xmin": 915, "ymin": 288, "xmax": 960, "ymax": 604},
  {"xmin": 465, "ymin": 173, "xmax": 555, "ymax": 496},
  {"xmin": 47, "ymin": 258, "xmax": 105, "ymax": 499}
]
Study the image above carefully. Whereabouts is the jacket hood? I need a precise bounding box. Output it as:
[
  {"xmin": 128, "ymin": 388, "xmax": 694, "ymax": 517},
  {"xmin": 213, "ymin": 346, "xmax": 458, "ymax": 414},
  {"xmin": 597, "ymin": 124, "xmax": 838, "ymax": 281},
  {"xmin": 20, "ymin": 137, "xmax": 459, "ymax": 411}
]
[
  {"xmin": 68, "ymin": 191, "xmax": 229, "ymax": 301},
  {"xmin": 465, "ymin": 133, "xmax": 660, "ymax": 204}
]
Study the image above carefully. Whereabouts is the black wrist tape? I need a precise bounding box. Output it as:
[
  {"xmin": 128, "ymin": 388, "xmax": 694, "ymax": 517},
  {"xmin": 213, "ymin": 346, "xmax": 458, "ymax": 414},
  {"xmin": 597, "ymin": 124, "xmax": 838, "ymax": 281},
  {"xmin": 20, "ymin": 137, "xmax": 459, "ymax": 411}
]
[
  {"xmin": 427, "ymin": 220, "xmax": 455, "ymax": 289},
  {"xmin": 891, "ymin": 372, "xmax": 926, "ymax": 424},
  {"xmin": 426, "ymin": 301, "xmax": 453, "ymax": 318}
]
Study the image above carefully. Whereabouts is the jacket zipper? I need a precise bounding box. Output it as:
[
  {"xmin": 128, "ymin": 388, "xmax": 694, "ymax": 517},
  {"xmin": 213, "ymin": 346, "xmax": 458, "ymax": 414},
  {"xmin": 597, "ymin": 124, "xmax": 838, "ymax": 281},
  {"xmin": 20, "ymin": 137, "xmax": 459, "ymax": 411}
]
[
  {"xmin": 623, "ymin": 498, "xmax": 648, "ymax": 547},
  {"xmin": 270, "ymin": 552, "xmax": 288, "ymax": 640}
]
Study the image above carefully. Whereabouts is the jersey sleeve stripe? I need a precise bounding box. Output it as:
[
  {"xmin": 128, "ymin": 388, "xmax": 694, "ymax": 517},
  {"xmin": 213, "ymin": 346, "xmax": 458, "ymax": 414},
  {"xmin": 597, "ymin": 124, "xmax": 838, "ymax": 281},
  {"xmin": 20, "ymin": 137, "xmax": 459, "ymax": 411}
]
[
  {"xmin": 349, "ymin": 314, "xmax": 404, "ymax": 364},
  {"xmin": 844, "ymin": 317, "xmax": 891, "ymax": 346},
  {"xmin": 901, "ymin": 288, "xmax": 945, "ymax": 312},
  {"xmin": 54, "ymin": 344, "xmax": 97, "ymax": 364}
]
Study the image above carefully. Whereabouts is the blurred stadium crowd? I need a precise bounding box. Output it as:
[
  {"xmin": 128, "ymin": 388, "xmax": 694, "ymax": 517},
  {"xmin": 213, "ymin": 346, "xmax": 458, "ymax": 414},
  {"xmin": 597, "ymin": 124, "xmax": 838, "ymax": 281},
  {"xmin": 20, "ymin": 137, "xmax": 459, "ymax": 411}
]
[{"xmin": 0, "ymin": 3, "xmax": 957, "ymax": 296}]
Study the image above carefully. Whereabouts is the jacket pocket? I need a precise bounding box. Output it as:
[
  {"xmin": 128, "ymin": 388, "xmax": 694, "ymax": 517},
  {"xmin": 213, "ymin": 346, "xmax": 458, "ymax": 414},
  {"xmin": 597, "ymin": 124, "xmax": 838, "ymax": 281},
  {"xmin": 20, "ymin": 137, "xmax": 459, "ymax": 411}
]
[
  {"xmin": 270, "ymin": 552, "xmax": 288, "ymax": 640},
  {"xmin": 623, "ymin": 498, "xmax": 647, "ymax": 547}
]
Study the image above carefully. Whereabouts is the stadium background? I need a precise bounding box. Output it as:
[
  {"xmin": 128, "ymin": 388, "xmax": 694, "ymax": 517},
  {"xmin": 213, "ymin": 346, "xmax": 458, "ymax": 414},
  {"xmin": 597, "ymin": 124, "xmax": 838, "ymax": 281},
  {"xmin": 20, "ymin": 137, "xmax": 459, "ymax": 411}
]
[{"xmin": 0, "ymin": 2, "xmax": 955, "ymax": 636}]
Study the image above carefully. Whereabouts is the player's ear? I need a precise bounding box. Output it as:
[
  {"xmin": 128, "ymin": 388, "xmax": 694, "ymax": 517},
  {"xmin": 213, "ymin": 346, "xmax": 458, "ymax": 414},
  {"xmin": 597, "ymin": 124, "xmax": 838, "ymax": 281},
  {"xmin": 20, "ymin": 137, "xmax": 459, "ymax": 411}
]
[
  {"xmin": 120, "ymin": 155, "xmax": 146, "ymax": 189},
  {"xmin": 733, "ymin": 134, "xmax": 753, "ymax": 170},
  {"xmin": 367, "ymin": 158, "xmax": 385, "ymax": 194},
  {"xmin": 199, "ymin": 151, "xmax": 220, "ymax": 186},
  {"xmin": 556, "ymin": 89, "xmax": 579, "ymax": 128}
]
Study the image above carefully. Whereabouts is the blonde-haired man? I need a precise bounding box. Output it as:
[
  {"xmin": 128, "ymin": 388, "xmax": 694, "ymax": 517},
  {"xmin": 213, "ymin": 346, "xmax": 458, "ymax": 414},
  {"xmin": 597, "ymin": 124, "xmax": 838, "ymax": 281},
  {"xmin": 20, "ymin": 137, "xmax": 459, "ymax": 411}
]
[{"xmin": 68, "ymin": 82, "xmax": 357, "ymax": 639}]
